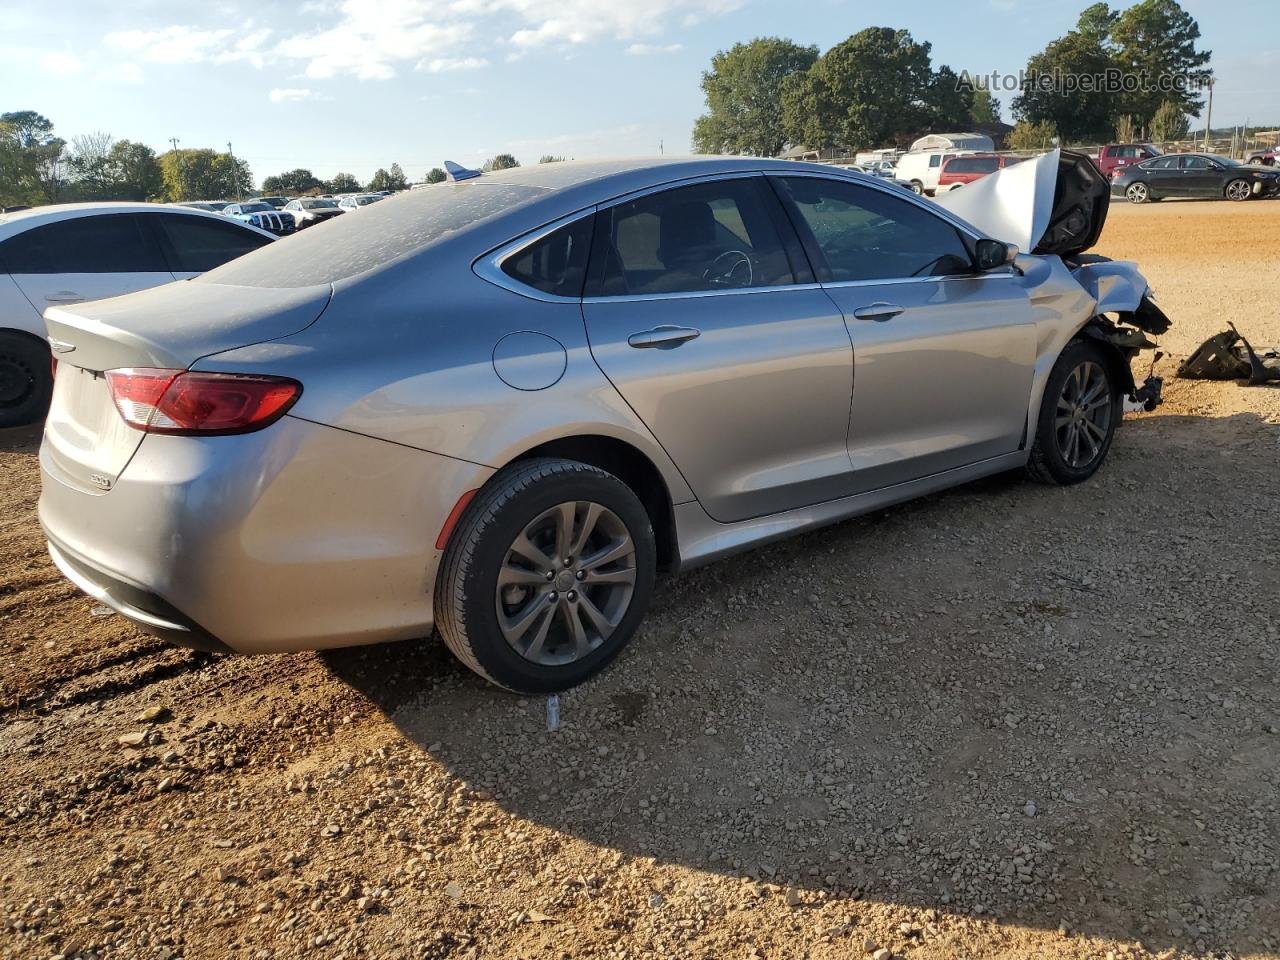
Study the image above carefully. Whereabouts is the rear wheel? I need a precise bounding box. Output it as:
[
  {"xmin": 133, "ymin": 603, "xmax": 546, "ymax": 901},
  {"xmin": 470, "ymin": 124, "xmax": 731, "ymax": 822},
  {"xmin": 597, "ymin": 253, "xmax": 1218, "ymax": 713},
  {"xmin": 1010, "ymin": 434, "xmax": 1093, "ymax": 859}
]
[
  {"xmin": 1027, "ymin": 340, "xmax": 1119, "ymax": 485},
  {"xmin": 1125, "ymin": 182, "xmax": 1150, "ymax": 203},
  {"xmin": 435, "ymin": 458, "xmax": 656, "ymax": 693},
  {"xmin": 1224, "ymin": 179, "xmax": 1252, "ymax": 202},
  {"xmin": 909, "ymin": 180, "xmax": 924, "ymax": 195},
  {"xmin": 0, "ymin": 332, "xmax": 52, "ymax": 428}
]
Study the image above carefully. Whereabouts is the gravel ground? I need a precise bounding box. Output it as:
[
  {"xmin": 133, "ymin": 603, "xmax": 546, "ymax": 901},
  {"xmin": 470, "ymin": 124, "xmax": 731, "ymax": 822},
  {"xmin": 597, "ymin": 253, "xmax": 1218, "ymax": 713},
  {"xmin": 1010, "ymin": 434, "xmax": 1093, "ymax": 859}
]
[{"xmin": 1, "ymin": 199, "xmax": 1278, "ymax": 960}]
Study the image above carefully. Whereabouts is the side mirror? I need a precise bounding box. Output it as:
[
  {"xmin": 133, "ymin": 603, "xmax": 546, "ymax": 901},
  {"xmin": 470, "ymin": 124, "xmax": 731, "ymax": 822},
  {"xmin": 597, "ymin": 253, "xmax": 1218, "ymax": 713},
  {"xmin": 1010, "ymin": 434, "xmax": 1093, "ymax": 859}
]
[{"xmin": 974, "ymin": 238, "xmax": 1018, "ymax": 271}]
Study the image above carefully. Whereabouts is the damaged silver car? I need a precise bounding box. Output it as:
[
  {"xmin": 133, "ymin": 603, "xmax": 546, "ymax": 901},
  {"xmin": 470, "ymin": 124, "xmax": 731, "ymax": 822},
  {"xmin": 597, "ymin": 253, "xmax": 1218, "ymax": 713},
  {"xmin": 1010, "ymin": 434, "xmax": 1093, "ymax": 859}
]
[{"xmin": 39, "ymin": 151, "xmax": 1166, "ymax": 692}]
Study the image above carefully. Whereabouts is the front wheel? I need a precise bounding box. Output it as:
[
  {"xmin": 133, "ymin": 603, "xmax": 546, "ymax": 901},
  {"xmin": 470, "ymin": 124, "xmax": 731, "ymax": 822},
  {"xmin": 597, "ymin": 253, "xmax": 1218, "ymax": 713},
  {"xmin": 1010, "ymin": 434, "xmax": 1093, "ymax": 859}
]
[
  {"xmin": 0, "ymin": 332, "xmax": 53, "ymax": 428},
  {"xmin": 435, "ymin": 458, "xmax": 656, "ymax": 693},
  {"xmin": 1224, "ymin": 179, "xmax": 1253, "ymax": 202},
  {"xmin": 1026, "ymin": 340, "xmax": 1120, "ymax": 485}
]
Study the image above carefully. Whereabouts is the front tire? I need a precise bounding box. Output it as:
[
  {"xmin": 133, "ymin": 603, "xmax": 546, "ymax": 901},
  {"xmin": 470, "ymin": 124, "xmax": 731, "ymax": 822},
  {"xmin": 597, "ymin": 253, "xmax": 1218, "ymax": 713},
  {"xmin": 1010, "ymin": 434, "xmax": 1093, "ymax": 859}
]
[
  {"xmin": 1224, "ymin": 179, "xmax": 1252, "ymax": 202},
  {"xmin": 435, "ymin": 458, "xmax": 656, "ymax": 693},
  {"xmin": 1026, "ymin": 340, "xmax": 1120, "ymax": 485},
  {"xmin": 0, "ymin": 332, "xmax": 52, "ymax": 428}
]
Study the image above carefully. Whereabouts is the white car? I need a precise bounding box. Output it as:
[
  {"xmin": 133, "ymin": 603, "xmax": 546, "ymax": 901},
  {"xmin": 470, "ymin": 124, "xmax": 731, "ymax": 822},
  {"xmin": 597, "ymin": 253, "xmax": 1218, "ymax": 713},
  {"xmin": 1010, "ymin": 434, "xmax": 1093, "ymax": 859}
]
[
  {"xmin": 337, "ymin": 194, "xmax": 385, "ymax": 211},
  {"xmin": 0, "ymin": 203, "xmax": 274, "ymax": 427}
]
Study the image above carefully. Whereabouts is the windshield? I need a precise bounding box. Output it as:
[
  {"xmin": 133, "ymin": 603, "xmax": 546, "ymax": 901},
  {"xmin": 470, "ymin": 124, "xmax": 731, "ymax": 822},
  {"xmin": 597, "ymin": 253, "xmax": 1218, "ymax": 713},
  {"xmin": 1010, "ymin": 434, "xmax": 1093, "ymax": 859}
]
[
  {"xmin": 240, "ymin": 202, "xmax": 272, "ymax": 212},
  {"xmin": 355, "ymin": 196, "xmax": 379, "ymax": 205},
  {"xmin": 304, "ymin": 199, "xmax": 338, "ymax": 209}
]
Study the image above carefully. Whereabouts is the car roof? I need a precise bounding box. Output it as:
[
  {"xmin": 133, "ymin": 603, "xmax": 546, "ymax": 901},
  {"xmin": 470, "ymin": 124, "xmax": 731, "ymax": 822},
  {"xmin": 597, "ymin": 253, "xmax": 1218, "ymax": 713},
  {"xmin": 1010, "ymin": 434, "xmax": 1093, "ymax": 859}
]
[{"xmin": 0, "ymin": 201, "xmax": 273, "ymax": 242}]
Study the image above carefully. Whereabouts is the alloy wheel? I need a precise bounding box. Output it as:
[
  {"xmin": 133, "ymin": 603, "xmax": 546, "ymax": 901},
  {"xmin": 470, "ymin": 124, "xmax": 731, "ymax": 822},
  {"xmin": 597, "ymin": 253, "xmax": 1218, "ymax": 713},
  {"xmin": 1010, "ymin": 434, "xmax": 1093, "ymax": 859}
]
[
  {"xmin": 495, "ymin": 501, "xmax": 638, "ymax": 666},
  {"xmin": 1126, "ymin": 183, "xmax": 1148, "ymax": 203},
  {"xmin": 1225, "ymin": 179, "xmax": 1252, "ymax": 201},
  {"xmin": 1054, "ymin": 360, "xmax": 1112, "ymax": 470}
]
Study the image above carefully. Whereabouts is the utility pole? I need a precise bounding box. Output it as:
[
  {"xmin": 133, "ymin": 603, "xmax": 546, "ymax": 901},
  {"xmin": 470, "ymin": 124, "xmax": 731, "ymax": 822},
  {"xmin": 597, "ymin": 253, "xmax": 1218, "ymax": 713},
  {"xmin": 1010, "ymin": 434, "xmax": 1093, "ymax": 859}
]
[
  {"xmin": 169, "ymin": 137, "xmax": 184, "ymax": 200},
  {"xmin": 659, "ymin": 139, "xmax": 664, "ymax": 156},
  {"xmin": 1203, "ymin": 77, "xmax": 1214, "ymax": 152},
  {"xmin": 227, "ymin": 141, "xmax": 243, "ymax": 200}
]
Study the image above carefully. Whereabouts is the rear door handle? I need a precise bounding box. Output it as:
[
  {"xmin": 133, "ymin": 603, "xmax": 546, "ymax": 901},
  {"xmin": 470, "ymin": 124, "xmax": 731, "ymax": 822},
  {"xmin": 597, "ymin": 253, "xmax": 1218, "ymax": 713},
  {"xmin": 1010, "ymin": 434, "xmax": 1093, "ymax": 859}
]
[
  {"xmin": 45, "ymin": 292, "xmax": 84, "ymax": 304},
  {"xmin": 851, "ymin": 302, "xmax": 904, "ymax": 322},
  {"xmin": 627, "ymin": 325, "xmax": 701, "ymax": 349}
]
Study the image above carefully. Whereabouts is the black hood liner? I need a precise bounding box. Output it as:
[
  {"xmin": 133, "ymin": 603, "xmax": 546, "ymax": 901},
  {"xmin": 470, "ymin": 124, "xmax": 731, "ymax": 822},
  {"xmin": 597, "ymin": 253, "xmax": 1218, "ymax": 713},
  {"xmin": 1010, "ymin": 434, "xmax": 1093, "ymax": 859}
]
[{"xmin": 1035, "ymin": 150, "xmax": 1110, "ymax": 258}]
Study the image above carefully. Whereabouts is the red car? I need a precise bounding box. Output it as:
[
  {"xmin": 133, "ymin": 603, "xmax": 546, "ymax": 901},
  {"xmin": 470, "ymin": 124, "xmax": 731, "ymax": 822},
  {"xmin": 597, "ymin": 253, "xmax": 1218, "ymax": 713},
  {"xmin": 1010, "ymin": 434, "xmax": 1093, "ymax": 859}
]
[
  {"xmin": 1097, "ymin": 143, "xmax": 1161, "ymax": 178},
  {"xmin": 936, "ymin": 153, "xmax": 1025, "ymax": 192}
]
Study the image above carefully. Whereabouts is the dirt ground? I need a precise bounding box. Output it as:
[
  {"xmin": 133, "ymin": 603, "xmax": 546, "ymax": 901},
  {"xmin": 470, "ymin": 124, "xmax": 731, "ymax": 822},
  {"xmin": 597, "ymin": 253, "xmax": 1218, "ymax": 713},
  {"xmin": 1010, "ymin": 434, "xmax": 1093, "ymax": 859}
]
[{"xmin": 2, "ymin": 198, "xmax": 1278, "ymax": 960}]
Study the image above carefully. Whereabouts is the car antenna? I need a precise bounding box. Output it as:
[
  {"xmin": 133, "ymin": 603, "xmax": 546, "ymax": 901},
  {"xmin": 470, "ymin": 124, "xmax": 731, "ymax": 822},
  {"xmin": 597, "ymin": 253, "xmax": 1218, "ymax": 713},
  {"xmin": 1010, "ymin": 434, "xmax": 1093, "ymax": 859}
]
[{"xmin": 443, "ymin": 160, "xmax": 482, "ymax": 182}]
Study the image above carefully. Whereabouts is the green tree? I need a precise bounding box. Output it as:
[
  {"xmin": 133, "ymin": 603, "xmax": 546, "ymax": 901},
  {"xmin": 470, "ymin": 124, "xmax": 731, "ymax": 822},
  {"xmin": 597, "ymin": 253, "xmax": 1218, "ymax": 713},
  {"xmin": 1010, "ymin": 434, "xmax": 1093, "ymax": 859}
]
[
  {"xmin": 65, "ymin": 131, "xmax": 117, "ymax": 200},
  {"xmin": 328, "ymin": 172, "xmax": 361, "ymax": 193},
  {"xmin": 386, "ymin": 163, "xmax": 408, "ymax": 190},
  {"xmin": 1007, "ymin": 119, "xmax": 1059, "ymax": 151},
  {"xmin": 1110, "ymin": 0, "xmax": 1211, "ymax": 124},
  {"xmin": 424, "ymin": 167, "xmax": 447, "ymax": 184},
  {"xmin": 483, "ymin": 153, "xmax": 519, "ymax": 171},
  {"xmin": 970, "ymin": 88, "xmax": 1001, "ymax": 125},
  {"xmin": 691, "ymin": 37, "xmax": 818, "ymax": 156},
  {"xmin": 781, "ymin": 28, "xmax": 939, "ymax": 151},
  {"xmin": 0, "ymin": 110, "xmax": 55, "ymax": 149},
  {"xmin": 0, "ymin": 122, "xmax": 43, "ymax": 208},
  {"xmin": 1150, "ymin": 100, "xmax": 1189, "ymax": 141},
  {"xmin": 925, "ymin": 65, "xmax": 975, "ymax": 131},
  {"xmin": 158, "ymin": 148, "xmax": 251, "ymax": 201},
  {"xmin": 1012, "ymin": 10, "xmax": 1120, "ymax": 143},
  {"xmin": 1075, "ymin": 2, "xmax": 1119, "ymax": 42},
  {"xmin": 1, "ymin": 109, "xmax": 64, "ymax": 201},
  {"xmin": 367, "ymin": 167, "xmax": 391, "ymax": 191},
  {"xmin": 538, "ymin": 155, "xmax": 566, "ymax": 163},
  {"xmin": 109, "ymin": 141, "xmax": 163, "ymax": 200},
  {"xmin": 263, "ymin": 168, "xmax": 324, "ymax": 195}
]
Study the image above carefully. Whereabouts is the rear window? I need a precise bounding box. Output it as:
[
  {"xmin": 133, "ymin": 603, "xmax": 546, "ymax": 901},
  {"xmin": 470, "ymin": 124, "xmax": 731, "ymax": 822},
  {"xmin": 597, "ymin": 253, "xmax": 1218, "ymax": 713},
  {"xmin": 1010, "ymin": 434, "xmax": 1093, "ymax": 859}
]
[{"xmin": 201, "ymin": 182, "xmax": 544, "ymax": 287}]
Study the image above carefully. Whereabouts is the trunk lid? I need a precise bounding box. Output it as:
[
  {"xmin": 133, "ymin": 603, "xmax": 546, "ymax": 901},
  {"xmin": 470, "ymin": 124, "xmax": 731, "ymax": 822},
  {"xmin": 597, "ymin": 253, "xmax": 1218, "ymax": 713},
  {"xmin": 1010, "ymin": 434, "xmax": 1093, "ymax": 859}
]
[
  {"xmin": 41, "ymin": 280, "xmax": 330, "ymax": 494},
  {"xmin": 934, "ymin": 149, "xmax": 1109, "ymax": 259}
]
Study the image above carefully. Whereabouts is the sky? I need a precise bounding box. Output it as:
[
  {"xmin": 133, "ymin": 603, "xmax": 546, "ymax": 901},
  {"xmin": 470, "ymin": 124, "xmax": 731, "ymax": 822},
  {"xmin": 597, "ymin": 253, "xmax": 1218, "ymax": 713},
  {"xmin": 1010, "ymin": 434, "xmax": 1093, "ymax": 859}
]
[{"xmin": 2, "ymin": 0, "xmax": 1277, "ymax": 186}]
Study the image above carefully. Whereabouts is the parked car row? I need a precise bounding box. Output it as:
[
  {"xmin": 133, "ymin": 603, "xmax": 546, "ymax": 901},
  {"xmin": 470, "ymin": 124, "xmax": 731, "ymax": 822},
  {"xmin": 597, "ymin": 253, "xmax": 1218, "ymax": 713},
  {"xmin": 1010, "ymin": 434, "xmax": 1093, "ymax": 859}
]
[{"xmin": 175, "ymin": 190, "xmax": 390, "ymax": 233}]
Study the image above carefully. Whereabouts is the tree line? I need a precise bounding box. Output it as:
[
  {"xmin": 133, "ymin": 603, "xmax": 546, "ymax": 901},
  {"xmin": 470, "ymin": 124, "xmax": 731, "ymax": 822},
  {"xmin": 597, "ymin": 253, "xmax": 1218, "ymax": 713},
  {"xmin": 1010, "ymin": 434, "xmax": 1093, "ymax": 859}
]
[{"xmin": 693, "ymin": 0, "xmax": 1212, "ymax": 156}]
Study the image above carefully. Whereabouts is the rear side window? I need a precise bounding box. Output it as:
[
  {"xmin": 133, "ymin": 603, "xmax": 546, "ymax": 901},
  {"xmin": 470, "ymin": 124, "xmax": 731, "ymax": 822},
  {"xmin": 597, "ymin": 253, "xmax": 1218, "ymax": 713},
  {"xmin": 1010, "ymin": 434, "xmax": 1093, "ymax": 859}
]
[
  {"xmin": 0, "ymin": 214, "xmax": 166, "ymax": 274},
  {"xmin": 1148, "ymin": 157, "xmax": 1178, "ymax": 170},
  {"xmin": 149, "ymin": 213, "xmax": 272, "ymax": 272},
  {"xmin": 588, "ymin": 178, "xmax": 795, "ymax": 297},
  {"xmin": 501, "ymin": 216, "xmax": 593, "ymax": 297},
  {"xmin": 774, "ymin": 177, "xmax": 973, "ymax": 283}
]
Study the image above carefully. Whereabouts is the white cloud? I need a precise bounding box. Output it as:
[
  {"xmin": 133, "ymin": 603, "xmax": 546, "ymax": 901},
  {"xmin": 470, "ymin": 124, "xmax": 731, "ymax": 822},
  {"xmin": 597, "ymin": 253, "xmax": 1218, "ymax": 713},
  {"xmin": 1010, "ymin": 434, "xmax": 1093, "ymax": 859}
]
[
  {"xmin": 268, "ymin": 87, "xmax": 318, "ymax": 102},
  {"xmin": 417, "ymin": 56, "xmax": 489, "ymax": 72},
  {"xmin": 104, "ymin": 25, "xmax": 235, "ymax": 65},
  {"xmin": 625, "ymin": 42, "xmax": 683, "ymax": 56},
  {"xmin": 502, "ymin": 0, "xmax": 740, "ymax": 50},
  {"xmin": 40, "ymin": 50, "xmax": 83, "ymax": 75},
  {"xmin": 98, "ymin": 62, "xmax": 144, "ymax": 85}
]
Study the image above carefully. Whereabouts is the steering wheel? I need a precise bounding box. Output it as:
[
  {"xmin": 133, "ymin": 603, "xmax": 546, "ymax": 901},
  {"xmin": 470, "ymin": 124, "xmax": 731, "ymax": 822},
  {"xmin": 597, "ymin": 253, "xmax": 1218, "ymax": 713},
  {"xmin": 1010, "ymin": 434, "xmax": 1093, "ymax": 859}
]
[{"xmin": 702, "ymin": 250, "xmax": 753, "ymax": 288}]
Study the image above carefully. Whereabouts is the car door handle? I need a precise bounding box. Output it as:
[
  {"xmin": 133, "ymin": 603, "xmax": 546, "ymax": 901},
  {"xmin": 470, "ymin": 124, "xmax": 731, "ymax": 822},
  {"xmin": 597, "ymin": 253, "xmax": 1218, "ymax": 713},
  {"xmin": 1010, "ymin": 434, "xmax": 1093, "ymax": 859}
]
[
  {"xmin": 627, "ymin": 325, "xmax": 701, "ymax": 349},
  {"xmin": 44, "ymin": 292, "xmax": 84, "ymax": 304},
  {"xmin": 852, "ymin": 302, "xmax": 904, "ymax": 322}
]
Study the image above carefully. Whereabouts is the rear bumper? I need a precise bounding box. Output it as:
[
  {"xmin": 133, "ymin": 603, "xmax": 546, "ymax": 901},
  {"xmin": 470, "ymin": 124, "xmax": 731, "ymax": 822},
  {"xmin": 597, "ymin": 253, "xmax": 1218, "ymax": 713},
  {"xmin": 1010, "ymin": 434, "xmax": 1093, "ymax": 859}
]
[{"xmin": 39, "ymin": 416, "xmax": 495, "ymax": 654}]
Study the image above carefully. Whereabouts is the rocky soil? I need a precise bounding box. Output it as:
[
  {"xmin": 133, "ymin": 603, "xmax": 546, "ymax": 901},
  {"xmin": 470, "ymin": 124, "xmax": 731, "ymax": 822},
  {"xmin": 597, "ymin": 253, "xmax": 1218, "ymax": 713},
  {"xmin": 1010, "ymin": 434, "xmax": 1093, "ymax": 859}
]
[{"xmin": 1, "ymin": 199, "xmax": 1278, "ymax": 960}]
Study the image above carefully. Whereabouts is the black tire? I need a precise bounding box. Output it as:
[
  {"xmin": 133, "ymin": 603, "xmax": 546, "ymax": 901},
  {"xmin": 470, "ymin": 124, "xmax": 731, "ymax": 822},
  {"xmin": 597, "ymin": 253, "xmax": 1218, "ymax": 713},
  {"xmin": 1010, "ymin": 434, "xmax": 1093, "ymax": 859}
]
[
  {"xmin": 1224, "ymin": 178, "xmax": 1253, "ymax": 202},
  {"xmin": 0, "ymin": 331, "xmax": 52, "ymax": 428},
  {"xmin": 1026, "ymin": 340, "xmax": 1121, "ymax": 485},
  {"xmin": 435, "ymin": 457, "xmax": 656, "ymax": 693},
  {"xmin": 909, "ymin": 180, "xmax": 924, "ymax": 195},
  {"xmin": 1125, "ymin": 182, "xmax": 1150, "ymax": 204}
]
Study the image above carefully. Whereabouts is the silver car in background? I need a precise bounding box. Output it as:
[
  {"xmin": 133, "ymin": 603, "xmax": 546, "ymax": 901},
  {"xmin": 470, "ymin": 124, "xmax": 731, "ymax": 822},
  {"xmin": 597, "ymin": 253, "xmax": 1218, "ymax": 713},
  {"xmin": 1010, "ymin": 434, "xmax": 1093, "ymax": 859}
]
[{"xmin": 39, "ymin": 153, "xmax": 1167, "ymax": 692}]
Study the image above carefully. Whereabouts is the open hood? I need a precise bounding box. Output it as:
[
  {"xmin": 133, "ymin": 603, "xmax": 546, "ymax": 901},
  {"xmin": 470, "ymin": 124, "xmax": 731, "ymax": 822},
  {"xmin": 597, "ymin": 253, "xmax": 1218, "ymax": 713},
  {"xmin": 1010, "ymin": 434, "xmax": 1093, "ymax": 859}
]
[{"xmin": 935, "ymin": 149, "xmax": 1109, "ymax": 258}]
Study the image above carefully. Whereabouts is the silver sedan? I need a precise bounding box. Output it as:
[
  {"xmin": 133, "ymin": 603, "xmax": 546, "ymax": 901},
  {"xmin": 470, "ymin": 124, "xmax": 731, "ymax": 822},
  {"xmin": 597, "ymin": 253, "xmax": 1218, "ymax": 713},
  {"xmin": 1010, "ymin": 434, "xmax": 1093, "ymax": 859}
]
[{"xmin": 39, "ymin": 153, "xmax": 1168, "ymax": 692}]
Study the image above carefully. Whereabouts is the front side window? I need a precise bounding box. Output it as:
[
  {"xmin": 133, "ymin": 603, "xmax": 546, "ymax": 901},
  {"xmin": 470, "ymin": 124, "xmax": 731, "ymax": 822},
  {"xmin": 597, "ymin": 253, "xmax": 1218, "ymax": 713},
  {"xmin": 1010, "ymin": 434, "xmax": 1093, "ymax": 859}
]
[
  {"xmin": 150, "ymin": 214, "xmax": 272, "ymax": 272},
  {"xmin": 1148, "ymin": 157, "xmax": 1178, "ymax": 170},
  {"xmin": 589, "ymin": 178, "xmax": 794, "ymax": 297},
  {"xmin": 500, "ymin": 216, "xmax": 593, "ymax": 297},
  {"xmin": 774, "ymin": 177, "xmax": 973, "ymax": 283},
  {"xmin": 0, "ymin": 214, "xmax": 166, "ymax": 274}
]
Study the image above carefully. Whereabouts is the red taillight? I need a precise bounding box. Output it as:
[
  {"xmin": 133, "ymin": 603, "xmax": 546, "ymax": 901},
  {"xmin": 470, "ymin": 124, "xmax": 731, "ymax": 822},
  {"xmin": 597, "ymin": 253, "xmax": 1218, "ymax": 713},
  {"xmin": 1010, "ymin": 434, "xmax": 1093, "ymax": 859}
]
[{"xmin": 105, "ymin": 368, "xmax": 302, "ymax": 435}]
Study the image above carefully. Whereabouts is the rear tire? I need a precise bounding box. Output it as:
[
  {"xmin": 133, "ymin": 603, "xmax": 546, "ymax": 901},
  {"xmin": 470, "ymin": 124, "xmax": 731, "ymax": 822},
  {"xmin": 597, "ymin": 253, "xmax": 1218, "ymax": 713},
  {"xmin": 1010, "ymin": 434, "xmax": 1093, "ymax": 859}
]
[
  {"xmin": 909, "ymin": 180, "xmax": 924, "ymax": 195},
  {"xmin": 1026, "ymin": 340, "xmax": 1120, "ymax": 485},
  {"xmin": 1125, "ymin": 182, "xmax": 1150, "ymax": 204},
  {"xmin": 435, "ymin": 458, "xmax": 656, "ymax": 693},
  {"xmin": 0, "ymin": 331, "xmax": 52, "ymax": 428}
]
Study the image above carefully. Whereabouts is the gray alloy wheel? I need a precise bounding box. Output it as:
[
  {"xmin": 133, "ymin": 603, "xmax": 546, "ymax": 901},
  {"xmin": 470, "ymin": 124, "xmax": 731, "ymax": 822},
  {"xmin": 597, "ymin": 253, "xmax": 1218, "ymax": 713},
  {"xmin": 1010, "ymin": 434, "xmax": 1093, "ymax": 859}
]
[
  {"xmin": 1224, "ymin": 179, "xmax": 1252, "ymax": 202},
  {"xmin": 495, "ymin": 500, "xmax": 638, "ymax": 666},
  {"xmin": 910, "ymin": 181, "xmax": 924, "ymax": 195},
  {"xmin": 1125, "ymin": 182, "xmax": 1149, "ymax": 203},
  {"xmin": 435, "ymin": 457, "xmax": 656, "ymax": 693},
  {"xmin": 1054, "ymin": 359, "xmax": 1113, "ymax": 470}
]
